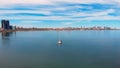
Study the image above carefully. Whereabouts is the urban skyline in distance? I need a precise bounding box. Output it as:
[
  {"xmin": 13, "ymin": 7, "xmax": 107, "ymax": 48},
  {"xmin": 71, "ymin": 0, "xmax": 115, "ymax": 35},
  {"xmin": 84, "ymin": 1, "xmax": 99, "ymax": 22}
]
[
  {"xmin": 0, "ymin": 0, "xmax": 120, "ymax": 28},
  {"xmin": 0, "ymin": 19, "xmax": 119, "ymax": 32}
]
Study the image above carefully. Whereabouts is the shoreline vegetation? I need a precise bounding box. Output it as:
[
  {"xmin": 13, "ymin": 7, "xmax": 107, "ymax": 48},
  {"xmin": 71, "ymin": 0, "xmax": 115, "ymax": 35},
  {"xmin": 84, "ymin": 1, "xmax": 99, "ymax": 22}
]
[{"xmin": 0, "ymin": 28, "xmax": 120, "ymax": 33}]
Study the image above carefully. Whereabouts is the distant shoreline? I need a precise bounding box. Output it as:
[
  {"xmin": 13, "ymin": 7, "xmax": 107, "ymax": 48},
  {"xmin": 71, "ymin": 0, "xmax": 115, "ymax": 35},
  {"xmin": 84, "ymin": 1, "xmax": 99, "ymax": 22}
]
[{"xmin": 0, "ymin": 28, "xmax": 120, "ymax": 33}]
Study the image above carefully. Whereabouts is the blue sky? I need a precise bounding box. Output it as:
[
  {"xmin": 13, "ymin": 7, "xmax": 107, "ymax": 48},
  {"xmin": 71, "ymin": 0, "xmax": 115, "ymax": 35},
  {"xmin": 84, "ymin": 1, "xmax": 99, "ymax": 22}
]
[{"xmin": 0, "ymin": 0, "xmax": 120, "ymax": 28}]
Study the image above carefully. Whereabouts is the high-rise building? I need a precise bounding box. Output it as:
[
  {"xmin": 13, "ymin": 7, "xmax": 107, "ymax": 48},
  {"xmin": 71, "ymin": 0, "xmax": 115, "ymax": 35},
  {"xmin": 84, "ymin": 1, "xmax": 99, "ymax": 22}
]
[{"xmin": 1, "ymin": 19, "xmax": 10, "ymax": 30}]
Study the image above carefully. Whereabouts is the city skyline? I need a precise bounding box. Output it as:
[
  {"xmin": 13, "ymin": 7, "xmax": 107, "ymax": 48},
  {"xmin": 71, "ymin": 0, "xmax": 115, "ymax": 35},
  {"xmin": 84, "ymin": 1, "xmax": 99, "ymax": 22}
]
[{"xmin": 0, "ymin": 0, "xmax": 120, "ymax": 28}]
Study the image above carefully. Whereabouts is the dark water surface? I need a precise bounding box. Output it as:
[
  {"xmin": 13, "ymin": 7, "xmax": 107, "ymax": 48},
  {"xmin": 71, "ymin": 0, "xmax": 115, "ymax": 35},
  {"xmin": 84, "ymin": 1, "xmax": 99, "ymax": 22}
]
[{"xmin": 0, "ymin": 30, "xmax": 120, "ymax": 68}]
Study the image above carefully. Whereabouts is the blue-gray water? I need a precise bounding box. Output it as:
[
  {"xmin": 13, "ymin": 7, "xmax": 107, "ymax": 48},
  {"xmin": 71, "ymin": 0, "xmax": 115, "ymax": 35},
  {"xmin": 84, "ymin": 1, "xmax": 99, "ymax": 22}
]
[{"xmin": 0, "ymin": 30, "xmax": 120, "ymax": 68}]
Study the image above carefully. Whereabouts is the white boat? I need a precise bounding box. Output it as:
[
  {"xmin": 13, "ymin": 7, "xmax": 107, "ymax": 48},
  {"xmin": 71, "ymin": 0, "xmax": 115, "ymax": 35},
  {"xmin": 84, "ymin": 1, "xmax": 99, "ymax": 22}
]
[
  {"xmin": 58, "ymin": 40, "xmax": 62, "ymax": 44},
  {"xmin": 57, "ymin": 31, "xmax": 62, "ymax": 44}
]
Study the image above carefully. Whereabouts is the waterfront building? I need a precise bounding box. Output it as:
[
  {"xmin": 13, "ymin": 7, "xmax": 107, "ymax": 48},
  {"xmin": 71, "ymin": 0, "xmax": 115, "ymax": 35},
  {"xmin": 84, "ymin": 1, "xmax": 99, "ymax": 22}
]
[
  {"xmin": 1, "ymin": 20, "xmax": 10, "ymax": 30},
  {"xmin": 9, "ymin": 25, "xmax": 13, "ymax": 30},
  {"xmin": 104, "ymin": 26, "xmax": 111, "ymax": 30},
  {"xmin": 12, "ymin": 26, "xmax": 16, "ymax": 30}
]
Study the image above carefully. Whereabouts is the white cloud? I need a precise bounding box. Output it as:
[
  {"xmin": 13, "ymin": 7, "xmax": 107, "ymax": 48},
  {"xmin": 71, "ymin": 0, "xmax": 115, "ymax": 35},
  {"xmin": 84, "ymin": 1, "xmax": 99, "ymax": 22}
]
[
  {"xmin": 0, "ymin": 0, "xmax": 53, "ymax": 6},
  {"xmin": 0, "ymin": 0, "xmax": 120, "ymax": 6},
  {"xmin": 71, "ymin": 9, "xmax": 115, "ymax": 17},
  {"xmin": 55, "ymin": 0, "xmax": 107, "ymax": 4},
  {"xmin": 0, "ymin": 10, "xmax": 51, "ymax": 15},
  {"xmin": 63, "ymin": 22, "xmax": 73, "ymax": 26},
  {"xmin": 83, "ymin": 16, "xmax": 120, "ymax": 20},
  {"xmin": 0, "ymin": 0, "xmax": 120, "ymax": 24},
  {"xmin": 1, "ymin": 14, "xmax": 120, "ymax": 21}
]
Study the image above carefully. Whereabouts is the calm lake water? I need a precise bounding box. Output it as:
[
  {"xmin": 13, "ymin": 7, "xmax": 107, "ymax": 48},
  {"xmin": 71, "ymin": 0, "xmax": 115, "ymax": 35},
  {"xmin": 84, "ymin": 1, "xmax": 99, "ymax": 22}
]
[{"xmin": 0, "ymin": 30, "xmax": 120, "ymax": 68}]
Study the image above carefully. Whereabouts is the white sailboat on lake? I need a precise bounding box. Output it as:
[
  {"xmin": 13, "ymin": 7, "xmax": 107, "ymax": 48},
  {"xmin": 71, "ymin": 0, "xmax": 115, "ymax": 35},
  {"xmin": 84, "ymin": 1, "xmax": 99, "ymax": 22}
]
[
  {"xmin": 57, "ymin": 31, "xmax": 62, "ymax": 44},
  {"xmin": 58, "ymin": 40, "xmax": 62, "ymax": 44}
]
